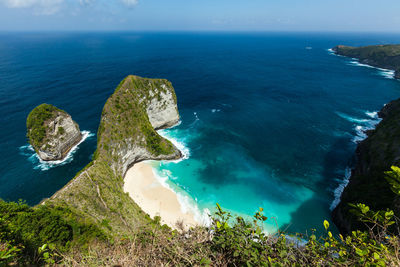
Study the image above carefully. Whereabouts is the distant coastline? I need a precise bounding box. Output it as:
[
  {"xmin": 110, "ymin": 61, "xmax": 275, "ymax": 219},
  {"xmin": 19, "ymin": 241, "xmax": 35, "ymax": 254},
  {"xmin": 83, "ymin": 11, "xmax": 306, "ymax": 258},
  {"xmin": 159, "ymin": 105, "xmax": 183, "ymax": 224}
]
[{"xmin": 332, "ymin": 44, "xmax": 400, "ymax": 79}]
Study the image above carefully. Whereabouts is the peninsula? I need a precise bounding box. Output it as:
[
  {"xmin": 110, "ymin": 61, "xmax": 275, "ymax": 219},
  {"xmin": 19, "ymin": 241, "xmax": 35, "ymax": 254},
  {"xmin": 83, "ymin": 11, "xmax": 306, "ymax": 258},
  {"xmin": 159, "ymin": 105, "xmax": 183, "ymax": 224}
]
[
  {"xmin": 43, "ymin": 75, "xmax": 191, "ymax": 235},
  {"xmin": 333, "ymin": 44, "xmax": 400, "ymax": 79},
  {"xmin": 26, "ymin": 104, "xmax": 82, "ymax": 161}
]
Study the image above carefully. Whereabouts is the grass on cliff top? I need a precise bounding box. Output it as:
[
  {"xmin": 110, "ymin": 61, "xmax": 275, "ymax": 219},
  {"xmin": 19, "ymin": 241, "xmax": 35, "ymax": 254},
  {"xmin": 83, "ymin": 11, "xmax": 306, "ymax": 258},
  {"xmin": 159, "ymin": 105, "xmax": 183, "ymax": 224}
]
[
  {"xmin": 48, "ymin": 75, "xmax": 179, "ymax": 239},
  {"xmin": 94, "ymin": 75, "xmax": 176, "ymax": 160},
  {"xmin": 26, "ymin": 103, "xmax": 63, "ymax": 149},
  {"xmin": 337, "ymin": 44, "xmax": 400, "ymax": 57}
]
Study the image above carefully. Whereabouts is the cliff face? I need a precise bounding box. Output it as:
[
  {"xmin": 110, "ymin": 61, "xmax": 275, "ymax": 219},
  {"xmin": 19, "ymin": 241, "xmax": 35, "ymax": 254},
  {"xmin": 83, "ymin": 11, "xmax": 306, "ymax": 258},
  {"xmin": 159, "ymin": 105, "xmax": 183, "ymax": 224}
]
[
  {"xmin": 332, "ymin": 99, "xmax": 400, "ymax": 234},
  {"xmin": 26, "ymin": 104, "xmax": 82, "ymax": 161},
  {"xmin": 333, "ymin": 44, "xmax": 400, "ymax": 79},
  {"xmin": 44, "ymin": 75, "xmax": 181, "ymax": 236},
  {"xmin": 146, "ymin": 83, "xmax": 180, "ymax": 130}
]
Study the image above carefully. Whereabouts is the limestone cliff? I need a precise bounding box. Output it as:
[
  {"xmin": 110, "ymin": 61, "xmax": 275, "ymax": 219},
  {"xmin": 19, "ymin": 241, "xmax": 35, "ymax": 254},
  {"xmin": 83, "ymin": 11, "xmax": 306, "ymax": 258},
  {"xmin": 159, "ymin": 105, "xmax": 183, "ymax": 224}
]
[
  {"xmin": 26, "ymin": 104, "xmax": 82, "ymax": 161},
  {"xmin": 333, "ymin": 44, "xmax": 400, "ymax": 79},
  {"xmin": 44, "ymin": 75, "xmax": 181, "ymax": 236},
  {"xmin": 332, "ymin": 99, "xmax": 400, "ymax": 234}
]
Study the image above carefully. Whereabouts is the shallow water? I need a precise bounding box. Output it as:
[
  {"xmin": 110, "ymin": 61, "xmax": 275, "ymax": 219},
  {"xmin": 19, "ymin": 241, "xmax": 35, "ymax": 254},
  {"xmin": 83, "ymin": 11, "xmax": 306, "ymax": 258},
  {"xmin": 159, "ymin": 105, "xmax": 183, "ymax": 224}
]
[{"xmin": 1, "ymin": 32, "xmax": 400, "ymax": 234}]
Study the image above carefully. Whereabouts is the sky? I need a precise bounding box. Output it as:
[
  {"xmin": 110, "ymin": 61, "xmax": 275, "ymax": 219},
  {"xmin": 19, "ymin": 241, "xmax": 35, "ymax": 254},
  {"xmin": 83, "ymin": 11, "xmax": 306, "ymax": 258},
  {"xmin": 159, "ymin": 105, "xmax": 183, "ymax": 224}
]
[{"xmin": 0, "ymin": 0, "xmax": 400, "ymax": 32}]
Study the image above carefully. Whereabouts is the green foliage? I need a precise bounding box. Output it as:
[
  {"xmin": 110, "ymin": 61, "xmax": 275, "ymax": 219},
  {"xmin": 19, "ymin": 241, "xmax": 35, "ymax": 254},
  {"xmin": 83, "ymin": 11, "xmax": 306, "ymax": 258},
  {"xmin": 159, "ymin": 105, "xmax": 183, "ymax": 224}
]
[
  {"xmin": 26, "ymin": 103, "xmax": 61, "ymax": 148},
  {"xmin": 211, "ymin": 204, "xmax": 271, "ymax": 265},
  {"xmin": 211, "ymin": 168, "xmax": 400, "ymax": 267},
  {"xmin": 335, "ymin": 45, "xmax": 400, "ymax": 71},
  {"xmin": 141, "ymin": 124, "xmax": 173, "ymax": 155},
  {"xmin": 0, "ymin": 200, "xmax": 105, "ymax": 265},
  {"xmin": 210, "ymin": 202, "xmax": 400, "ymax": 266},
  {"xmin": 385, "ymin": 166, "xmax": 400, "ymax": 195},
  {"xmin": 58, "ymin": 126, "xmax": 65, "ymax": 135}
]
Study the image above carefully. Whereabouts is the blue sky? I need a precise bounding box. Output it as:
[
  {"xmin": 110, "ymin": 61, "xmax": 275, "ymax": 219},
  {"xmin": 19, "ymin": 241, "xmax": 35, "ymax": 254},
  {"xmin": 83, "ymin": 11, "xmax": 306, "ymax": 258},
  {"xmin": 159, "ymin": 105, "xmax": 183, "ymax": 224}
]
[{"xmin": 0, "ymin": 0, "xmax": 399, "ymax": 32}]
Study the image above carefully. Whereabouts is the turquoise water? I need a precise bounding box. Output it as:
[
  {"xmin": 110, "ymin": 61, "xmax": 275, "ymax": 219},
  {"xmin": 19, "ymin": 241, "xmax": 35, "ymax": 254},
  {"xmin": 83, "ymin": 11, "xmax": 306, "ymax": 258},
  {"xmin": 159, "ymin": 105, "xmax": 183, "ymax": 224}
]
[{"xmin": 1, "ymin": 32, "xmax": 400, "ymax": 234}]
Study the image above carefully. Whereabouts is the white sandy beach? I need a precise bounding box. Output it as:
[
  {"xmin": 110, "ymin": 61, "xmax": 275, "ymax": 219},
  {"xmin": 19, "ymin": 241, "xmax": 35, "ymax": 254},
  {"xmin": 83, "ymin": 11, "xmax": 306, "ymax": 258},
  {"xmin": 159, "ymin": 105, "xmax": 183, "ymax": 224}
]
[{"xmin": 124, "ymin": 161, "xmax": 199, "ymax": 230}]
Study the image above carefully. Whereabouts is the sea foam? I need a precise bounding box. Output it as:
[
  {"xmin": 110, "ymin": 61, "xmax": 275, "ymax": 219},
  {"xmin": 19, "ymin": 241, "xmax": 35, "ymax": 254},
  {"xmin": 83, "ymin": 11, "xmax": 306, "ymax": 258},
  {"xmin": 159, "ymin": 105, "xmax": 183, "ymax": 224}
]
[
  {"xmin": 327, "ymin": 49, "xmax": 396, "ymax": 79},
  {"xmin": 157, "ymin": 129, "xmax": 190, "ymax": 163},
  {"xmin": 19, "ymin": 130, "xmax": 94, "ymax": 171},
  {"xmin": 347, "ymin": 60, "xmax": 395, "ymax": 79},
  {"xmin": 331, "ymin": 110, "xmax": 382, "ymax": 209},
  {"xmin": 151, "ymin": 158, "xmax": 211, "ymax": 227},
  {"xmin": 153, "ymin": 121, "xmax": 212, "ymax": 227},
  {"xmin": 330, "ymin": 167, "xmax": 352, "ymax": 210},
  {"xmin": 351, "ymin": 111, "xmax": 382, "ymax": 144}
]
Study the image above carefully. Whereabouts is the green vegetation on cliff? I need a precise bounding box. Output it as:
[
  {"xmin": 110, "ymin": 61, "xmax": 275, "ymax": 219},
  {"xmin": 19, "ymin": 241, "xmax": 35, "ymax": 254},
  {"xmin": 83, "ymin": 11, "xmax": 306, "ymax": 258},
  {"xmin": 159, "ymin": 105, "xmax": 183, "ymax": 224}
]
[
  {"xmin": 333, "ymin": 98, "xmax": 400, "ymax": 234},
  {"xmin": 0, "ymin": 200, "xmax": 105, "ymax": 265},
  {"xmin": 44, "ymin": 75, "xmax": 181, "ymax": 239},
  {"xmin": 26, "ymin": 103, "xmax": 62, "ymax": 148},
  {"xmin": 4, "ymin": 75, "xmax": 400, "ymax": 265},
  {"xmin": 94, "ymin": 75, "xmax": 177, "ymax": 162},
  {"xmin": 333, "ymin": 44, "xmax": 400, "ymax": 78}
]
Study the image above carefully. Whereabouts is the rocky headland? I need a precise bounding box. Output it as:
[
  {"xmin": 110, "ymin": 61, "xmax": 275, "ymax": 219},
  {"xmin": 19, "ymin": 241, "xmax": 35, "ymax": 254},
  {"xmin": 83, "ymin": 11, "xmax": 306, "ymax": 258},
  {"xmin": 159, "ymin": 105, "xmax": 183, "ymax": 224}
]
[
  {"xmin": 332, "ymin": 99, "xmax": 400, "ymax": 234},
  {"xmin": 333, "ymin": 44, "xmax": 400, "ymax": 79},
  {"xmin": 42, "ymin": 75, "xmax": 182, "ymax": 236},
  {"xmin": 26, "ymin": 104, "xmax": 82, "ymax": 161}
]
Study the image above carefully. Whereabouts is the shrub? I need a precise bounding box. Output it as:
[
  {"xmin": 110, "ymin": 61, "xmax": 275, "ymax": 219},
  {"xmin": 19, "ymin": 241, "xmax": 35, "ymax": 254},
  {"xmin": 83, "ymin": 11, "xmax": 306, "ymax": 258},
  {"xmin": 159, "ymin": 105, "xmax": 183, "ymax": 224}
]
[
  {"xmin": 0, "ymin": 200, "xmax": 105, "ymax": 265},
  {"xmin": 26, "ymin": 103, "xmax": 60, "ymax": 148}
]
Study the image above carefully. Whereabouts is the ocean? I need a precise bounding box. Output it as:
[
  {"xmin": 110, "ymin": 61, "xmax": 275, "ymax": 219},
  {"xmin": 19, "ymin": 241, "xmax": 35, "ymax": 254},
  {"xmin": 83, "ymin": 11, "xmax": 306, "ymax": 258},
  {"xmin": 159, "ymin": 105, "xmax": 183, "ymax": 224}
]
[{"xmin": 1, "ymin": 32, "xmax": 400, "ymax": 234}]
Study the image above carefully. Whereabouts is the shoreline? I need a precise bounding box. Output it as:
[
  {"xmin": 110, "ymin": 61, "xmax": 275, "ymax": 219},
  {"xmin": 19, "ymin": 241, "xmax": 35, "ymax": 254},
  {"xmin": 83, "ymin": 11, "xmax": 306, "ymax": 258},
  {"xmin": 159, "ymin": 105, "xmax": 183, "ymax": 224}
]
[
  {"xmin": 328, "ymin": 48, "xmax": 397, "ymax": 80},
  {"xmin": 20, "ymin": 130, "xmax": 94, "ymax": 171},
  {"xmin": 123, "ymin": 161, "xmax": 199, "ymax": 230}
]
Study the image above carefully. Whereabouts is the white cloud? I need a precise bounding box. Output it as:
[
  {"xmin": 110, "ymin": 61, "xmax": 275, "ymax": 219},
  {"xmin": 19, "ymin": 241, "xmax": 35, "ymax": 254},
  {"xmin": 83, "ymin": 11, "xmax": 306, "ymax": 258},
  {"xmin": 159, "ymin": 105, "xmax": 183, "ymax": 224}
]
[
  {"xmin": 120, "ymin": 0, "xmax": 138, "ymax": 7},
  {"xmin": 1, "ymin": 0, "xmax": 64, "ymax": 15},
  {"xmin": 0, "ymin": 0, "xmax": 139, "ymax": 15}
]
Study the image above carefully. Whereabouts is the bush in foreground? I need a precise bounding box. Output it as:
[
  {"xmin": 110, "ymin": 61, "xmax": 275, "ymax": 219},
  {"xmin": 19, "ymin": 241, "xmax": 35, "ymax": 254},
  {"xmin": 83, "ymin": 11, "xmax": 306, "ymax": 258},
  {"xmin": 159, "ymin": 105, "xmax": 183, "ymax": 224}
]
[{"xmin": 3, "ymin": 167, "xmax": 400, "ymax": 266}]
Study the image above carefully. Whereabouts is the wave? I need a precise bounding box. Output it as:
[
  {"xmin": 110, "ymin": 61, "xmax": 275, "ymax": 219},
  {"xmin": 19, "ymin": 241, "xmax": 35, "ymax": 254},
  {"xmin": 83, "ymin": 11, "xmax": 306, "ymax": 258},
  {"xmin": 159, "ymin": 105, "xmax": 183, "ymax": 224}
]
[
  {"xmin": 351, "ymin": 111, "xmax": 382, "ymax": 144},
  {"xmin": 157, "ymin": 129, "xmax": 190, "ymax": 163},
  {"xmin": 327, "ymin": 48, "xmax": 346, "ymax": 57},
  {"xmin": 327, "ymin": 49, "xmax": 395, "ymax": 79},
  {"xmin": 151, "ymin": 166, "xmax": 212, "ymax": 227},
  {"xmin": 336, "ymin": 111, "xmax": 381, "ymax": 143},
  {"xmin": 365, "ymin": 111, "xmax": 378, "ymax": 119},
  {"xmin": 347, "ymin": 60, "xmax": 395, "ymax": 79},
  {"xmin": 19, "ymin": 130, "xmax": 94, "ymax": 171},
  {"xmin": 330, "ymin": 167, "xmax": 352, "ymax": 210},
  {"xmin": 211, "ymin": 109, "xmax": 221, "ymax": 113},
  {"xmin": 154, "ymin": 121, "xmax": 212, "ymax": 226},
  {"xmin": 331, "ymin": 110, "xmax": 382, "ymax": 209},
  {"xmin": 335, "ymin": 111, "xmax": 370, "ymax": 124}
]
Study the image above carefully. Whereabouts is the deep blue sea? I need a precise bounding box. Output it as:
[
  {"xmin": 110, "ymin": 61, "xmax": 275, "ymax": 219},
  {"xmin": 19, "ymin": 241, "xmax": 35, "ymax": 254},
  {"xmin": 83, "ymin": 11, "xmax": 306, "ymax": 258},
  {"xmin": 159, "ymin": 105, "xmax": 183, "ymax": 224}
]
[{"xmin": 1, "ymin": 32, "xmax": 400, "ymax": 234}]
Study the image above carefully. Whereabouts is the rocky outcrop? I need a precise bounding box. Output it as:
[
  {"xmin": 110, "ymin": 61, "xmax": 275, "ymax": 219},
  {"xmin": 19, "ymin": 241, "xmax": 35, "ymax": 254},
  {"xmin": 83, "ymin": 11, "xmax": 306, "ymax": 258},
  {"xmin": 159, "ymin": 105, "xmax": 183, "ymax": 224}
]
[
  {"xmin": 332, "ymin": 99, "xmax": 400, "ymax": 234},
  {"xmin": 146, "ymin": 83, "xmax": 180, "ymax": 130},
  {"xmin": 97, "ymin": 75, "xmax": 181, "ymax": 176},
  {"xmin": 45, "ymin": 75, "xmax": 182, "ymax": 236},
  {"xmin": 332, "ymin": 44, "xmax": 400, "ymax": 80},
  {"xmin": 26, "ymin": 104, "xmax": 82, "ymax": 161}
]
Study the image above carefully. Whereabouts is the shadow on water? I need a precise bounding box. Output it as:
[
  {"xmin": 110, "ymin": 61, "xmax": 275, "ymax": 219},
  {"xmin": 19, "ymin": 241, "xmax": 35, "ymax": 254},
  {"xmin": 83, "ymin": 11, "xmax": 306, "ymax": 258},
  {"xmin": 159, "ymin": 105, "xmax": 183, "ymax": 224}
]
[{"xmin": 279, "ymin": 137, "xmax": 355, "ymax": 236}]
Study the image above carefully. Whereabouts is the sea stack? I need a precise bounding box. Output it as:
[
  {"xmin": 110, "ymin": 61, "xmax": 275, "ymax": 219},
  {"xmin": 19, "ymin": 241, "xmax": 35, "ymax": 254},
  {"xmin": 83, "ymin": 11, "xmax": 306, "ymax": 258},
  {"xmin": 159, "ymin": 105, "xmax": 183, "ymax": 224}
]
[{"xmin": 26, "ymin": 103, "xmax": 82, "ymax": 161}]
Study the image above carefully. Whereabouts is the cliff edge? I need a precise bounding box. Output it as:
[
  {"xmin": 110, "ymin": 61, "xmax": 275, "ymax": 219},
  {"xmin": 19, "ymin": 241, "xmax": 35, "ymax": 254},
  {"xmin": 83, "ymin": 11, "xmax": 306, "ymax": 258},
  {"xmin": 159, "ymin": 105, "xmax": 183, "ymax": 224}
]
[
  {"xmin": 332, "ymin": 99, "xmax": 400, "ymax": 234},
  {"xmin": 26, "ymin": 104, "xmax": 82, "ymax": 161},
  {"xmin": 44, "ymin": 75, "xmax": 181, "ymax": 236},
  {"xmin": 333, "ymin": 44, "xmax": 400, "ymax": 79}
]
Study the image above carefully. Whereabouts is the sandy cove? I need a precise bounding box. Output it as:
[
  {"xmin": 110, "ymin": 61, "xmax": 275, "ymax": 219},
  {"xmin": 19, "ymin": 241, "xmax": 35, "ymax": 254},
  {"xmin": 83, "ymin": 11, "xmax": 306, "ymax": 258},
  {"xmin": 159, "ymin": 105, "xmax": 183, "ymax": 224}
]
[{"xmin": 123, "ymin": 161, "xmax": 198, "ymax": 230}]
